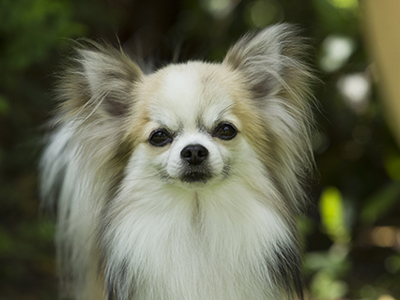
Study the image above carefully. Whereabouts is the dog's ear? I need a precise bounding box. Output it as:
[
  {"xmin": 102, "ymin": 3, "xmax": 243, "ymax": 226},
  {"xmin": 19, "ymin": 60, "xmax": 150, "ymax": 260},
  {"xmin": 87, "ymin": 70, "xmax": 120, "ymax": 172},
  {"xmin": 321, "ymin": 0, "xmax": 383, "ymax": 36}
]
[
  {"xmin": 57, "ymin": 42, "xmax": 143, "ymax": 120},
  {"xmin": 224, "ymin": 24, "xmax": 315, "ymax": 212},
  {"xmin": 223, "ymin": 24, "xmax": 312, "ymax": 102}
]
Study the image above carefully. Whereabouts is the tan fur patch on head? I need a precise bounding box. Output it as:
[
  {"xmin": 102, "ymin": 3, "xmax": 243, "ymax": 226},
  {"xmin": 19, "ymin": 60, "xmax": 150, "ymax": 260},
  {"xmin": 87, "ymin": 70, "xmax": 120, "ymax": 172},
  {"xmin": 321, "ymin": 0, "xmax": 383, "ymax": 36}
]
[{"xmin": 124, "ymin": 63, "xmax": 241, "ymax": 142}]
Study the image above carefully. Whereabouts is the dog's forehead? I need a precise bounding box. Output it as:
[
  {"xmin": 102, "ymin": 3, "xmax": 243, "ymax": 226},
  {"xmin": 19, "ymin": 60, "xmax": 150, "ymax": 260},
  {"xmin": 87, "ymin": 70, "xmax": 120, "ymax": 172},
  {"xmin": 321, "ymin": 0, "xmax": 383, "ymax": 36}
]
[{"xmin": 143, "ymin": 62, "xmax": 236, "ymax": 130}]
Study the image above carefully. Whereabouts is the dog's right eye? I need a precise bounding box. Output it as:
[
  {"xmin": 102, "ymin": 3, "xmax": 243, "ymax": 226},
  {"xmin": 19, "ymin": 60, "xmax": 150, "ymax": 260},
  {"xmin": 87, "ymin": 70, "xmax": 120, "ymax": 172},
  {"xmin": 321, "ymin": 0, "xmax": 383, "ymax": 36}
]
[
  {"xmin": 213, "ymin": 122, "xmax": 238, "ymax": 140},
  {"xmin": 149, "ymin": 129, "xmax": 173, "ymax": 146}
]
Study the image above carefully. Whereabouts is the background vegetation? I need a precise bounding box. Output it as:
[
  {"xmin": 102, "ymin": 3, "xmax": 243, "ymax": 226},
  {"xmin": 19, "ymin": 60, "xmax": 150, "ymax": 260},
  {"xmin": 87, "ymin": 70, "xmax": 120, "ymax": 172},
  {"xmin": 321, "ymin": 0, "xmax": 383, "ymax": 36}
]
[{"xmin": 1, "ymin": 0, "xmax": 399, "ymax": 299}]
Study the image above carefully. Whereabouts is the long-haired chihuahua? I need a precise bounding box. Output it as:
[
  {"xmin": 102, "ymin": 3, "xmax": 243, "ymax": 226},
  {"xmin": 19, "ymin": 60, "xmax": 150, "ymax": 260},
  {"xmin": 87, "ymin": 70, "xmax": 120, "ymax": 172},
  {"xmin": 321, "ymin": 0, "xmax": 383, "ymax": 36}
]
[{"xmin": 41, "ymin": 24, "xmax": 315, "ymax": 300}]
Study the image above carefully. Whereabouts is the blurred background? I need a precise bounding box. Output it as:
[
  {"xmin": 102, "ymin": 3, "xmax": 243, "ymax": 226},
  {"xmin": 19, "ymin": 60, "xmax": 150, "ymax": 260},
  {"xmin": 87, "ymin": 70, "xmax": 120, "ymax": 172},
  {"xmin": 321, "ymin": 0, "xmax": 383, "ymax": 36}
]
[{"xmin": 1, "ymin": 0, "xmax": 400, "ymax": 299}]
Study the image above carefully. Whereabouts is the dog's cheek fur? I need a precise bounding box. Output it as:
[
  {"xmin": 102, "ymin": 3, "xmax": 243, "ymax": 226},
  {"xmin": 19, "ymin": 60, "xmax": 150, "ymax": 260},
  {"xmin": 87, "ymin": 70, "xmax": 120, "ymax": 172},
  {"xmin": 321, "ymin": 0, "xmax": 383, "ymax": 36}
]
[{"xmin": 224, "ymin": 24, "xmax": 315, "ymax": 214}]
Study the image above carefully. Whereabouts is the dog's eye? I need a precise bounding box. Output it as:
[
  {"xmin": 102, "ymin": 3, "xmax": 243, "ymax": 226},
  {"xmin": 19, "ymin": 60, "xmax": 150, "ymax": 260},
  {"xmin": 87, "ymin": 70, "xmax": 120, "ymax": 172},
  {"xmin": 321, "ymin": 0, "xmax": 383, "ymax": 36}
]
[
  {"xmin": 149, "ymin": 129, "xmax": 173, "ymax": 146},
  {"xmin": 213, "ymin": 122, "xmax": 238, "ymax": 140}
]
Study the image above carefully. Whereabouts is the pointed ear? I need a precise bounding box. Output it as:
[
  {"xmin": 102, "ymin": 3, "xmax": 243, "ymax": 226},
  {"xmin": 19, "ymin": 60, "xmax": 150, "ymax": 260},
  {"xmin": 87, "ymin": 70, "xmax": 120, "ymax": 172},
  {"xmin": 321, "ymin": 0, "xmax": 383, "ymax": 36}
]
[
  {"xmin": 224, "ymin": 24, "xmax": 315, "ymax": 212},
  {"xmin": 58, "ymin": 42, "xmax": 143, "ymax": 119},
  {"xmin": 223, "ymin": 24, "xmax": 312, "ymax": 101}
]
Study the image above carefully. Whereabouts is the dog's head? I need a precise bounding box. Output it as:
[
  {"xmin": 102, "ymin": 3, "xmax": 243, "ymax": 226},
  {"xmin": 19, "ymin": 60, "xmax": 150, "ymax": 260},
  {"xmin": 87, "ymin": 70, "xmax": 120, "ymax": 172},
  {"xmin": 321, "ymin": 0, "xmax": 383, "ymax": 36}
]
[
  {"xmin": 127, "ymin": 62, "xmax": 256, "ymax": 190},
  {"xmin": 58, "ymin": 24, "xmax": 314, "ymax": 207}
]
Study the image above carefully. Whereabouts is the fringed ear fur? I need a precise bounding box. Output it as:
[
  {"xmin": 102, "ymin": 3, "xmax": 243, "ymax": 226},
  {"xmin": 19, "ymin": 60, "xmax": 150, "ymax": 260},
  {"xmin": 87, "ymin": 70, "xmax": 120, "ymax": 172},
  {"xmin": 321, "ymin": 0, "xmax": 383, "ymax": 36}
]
[
  {"xmin": 57, "ymin": 42, "xmax": 143, "ymax": 121},
  {"xmin": 224, "ymin": 24, "xmax": 315, "ymax": 212},
  {"xmin": 48, "ymin": 43, "xmax": 143, "ymax": 206},
  {"xmin": 224, "ymin": 24, "xmax": 313, "ymax": 102}
]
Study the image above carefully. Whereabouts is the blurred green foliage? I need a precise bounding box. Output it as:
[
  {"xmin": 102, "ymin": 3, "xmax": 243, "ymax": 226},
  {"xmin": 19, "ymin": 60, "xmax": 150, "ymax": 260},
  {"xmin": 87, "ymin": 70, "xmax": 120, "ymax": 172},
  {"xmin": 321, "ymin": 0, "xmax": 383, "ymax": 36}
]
[
  {"xmin": 0, "ymin": 0, "xmax": 399, "ymax": 299},
  {"xmin": 319, "ymin": 187, "xmax": 350, "ymax": 243},
  {"xmin": 0, "ymin": 0, "xmax": 86, "ymax": 71}
]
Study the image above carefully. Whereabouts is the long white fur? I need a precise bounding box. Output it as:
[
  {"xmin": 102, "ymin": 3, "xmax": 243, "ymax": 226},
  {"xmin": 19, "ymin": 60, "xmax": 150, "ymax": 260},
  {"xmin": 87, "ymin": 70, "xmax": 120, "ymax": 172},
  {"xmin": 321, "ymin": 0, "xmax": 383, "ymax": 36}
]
[{"xmin": 41, "ymin": 24, "xmax": 314, "ymax": 300}]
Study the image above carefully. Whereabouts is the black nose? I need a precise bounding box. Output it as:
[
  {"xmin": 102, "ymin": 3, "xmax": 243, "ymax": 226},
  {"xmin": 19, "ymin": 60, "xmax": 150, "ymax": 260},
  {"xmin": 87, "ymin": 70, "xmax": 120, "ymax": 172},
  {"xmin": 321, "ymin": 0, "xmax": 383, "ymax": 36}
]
[{"xmin": 180, "ymin": 144, "xmax": 209, "ymax": 165}]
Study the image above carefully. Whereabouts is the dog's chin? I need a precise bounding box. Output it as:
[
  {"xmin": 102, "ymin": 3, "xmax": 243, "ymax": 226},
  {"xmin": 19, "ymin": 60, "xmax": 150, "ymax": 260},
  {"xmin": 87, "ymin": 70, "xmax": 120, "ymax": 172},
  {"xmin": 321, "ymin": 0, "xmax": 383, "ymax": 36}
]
[
  {"xmin": 181, "ymin": 172, "xmax": 211, "ymax": 184},
  {"xmin": 178, "ymin": 179, "xmax": 211, "ymax": 191}
]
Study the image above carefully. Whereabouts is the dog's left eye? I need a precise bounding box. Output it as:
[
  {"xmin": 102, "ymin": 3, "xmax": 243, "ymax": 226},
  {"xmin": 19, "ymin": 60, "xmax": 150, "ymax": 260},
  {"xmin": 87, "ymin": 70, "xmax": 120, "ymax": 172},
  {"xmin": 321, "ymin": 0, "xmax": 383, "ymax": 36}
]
[
  {"xmin": 213, "ymin": 122, "xmax": 238, "ymax": 140},
  {"xmin": 149, "ymin": 129, "xmax": 173, "ymax": 146}
]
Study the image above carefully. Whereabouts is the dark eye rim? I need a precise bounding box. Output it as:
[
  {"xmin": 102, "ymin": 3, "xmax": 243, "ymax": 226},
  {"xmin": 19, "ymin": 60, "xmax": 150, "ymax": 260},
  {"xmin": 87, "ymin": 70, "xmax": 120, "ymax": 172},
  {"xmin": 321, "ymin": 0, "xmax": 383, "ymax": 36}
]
[
  {"xmin": 149, "ymin": 129, "xmax": 173, "ymax": 146},
  {"xmin": 212, "ymin": 122, "xmax": 238, "ymax": 140}
]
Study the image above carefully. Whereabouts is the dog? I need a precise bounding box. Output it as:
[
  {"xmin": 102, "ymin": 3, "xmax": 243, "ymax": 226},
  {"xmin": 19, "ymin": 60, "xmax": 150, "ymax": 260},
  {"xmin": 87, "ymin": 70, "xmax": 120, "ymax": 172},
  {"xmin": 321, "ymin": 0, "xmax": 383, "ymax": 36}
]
[{"xmin": 40, "ymin": 23, "xmax": 315, "ymax": 300}]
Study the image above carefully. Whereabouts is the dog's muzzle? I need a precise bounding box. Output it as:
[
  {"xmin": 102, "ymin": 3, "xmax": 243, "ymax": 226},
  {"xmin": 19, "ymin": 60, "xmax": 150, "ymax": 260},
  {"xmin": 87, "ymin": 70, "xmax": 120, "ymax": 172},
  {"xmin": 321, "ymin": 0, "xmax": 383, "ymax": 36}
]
[{"xmin": 180, "ymin": 144, "xmax": 211, "ymax": 183}]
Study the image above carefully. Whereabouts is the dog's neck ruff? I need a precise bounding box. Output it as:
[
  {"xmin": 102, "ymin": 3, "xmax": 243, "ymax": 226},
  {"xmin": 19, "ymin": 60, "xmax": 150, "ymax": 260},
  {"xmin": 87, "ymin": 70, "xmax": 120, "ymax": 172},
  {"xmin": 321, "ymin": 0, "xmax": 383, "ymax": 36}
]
[{"xmin": 101, "ymin": 169, "xmax": 297, "ymax": 300}]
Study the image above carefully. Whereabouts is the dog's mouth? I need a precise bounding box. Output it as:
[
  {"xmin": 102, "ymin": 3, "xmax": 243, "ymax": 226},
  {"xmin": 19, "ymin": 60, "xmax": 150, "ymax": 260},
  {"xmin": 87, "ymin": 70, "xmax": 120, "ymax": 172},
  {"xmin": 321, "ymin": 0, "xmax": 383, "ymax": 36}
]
[
  {"xmin": 180, "ymin": 166, "xmax": 212, "ymax": 183},
  {"xmin": 181, "ymin": 172, "xmax": 210, "ymax": 183}
]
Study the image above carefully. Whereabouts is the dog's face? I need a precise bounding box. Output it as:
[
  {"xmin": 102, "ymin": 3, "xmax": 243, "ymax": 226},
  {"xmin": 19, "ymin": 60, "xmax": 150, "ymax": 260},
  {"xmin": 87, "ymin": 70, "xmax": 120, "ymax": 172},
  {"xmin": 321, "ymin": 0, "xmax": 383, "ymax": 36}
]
[{"xmin": 128, "ymin": 62, "xmax": 257, "ymax": 190}]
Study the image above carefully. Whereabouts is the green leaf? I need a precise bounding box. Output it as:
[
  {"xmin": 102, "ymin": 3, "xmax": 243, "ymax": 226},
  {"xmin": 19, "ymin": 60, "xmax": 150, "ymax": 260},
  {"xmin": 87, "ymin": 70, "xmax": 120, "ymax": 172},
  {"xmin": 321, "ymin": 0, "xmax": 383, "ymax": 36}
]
[{"xmin": 319, "ymin": 187, "xmax": 350, "ymax": 243}]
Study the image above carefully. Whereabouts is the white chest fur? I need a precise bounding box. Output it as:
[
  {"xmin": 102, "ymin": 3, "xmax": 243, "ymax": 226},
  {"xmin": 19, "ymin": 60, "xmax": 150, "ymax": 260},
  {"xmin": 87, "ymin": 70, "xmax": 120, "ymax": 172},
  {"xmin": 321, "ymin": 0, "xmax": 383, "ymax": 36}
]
[{"xmin": 102, "ymin": 178, "xmax": 293, "ymax": 300}]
